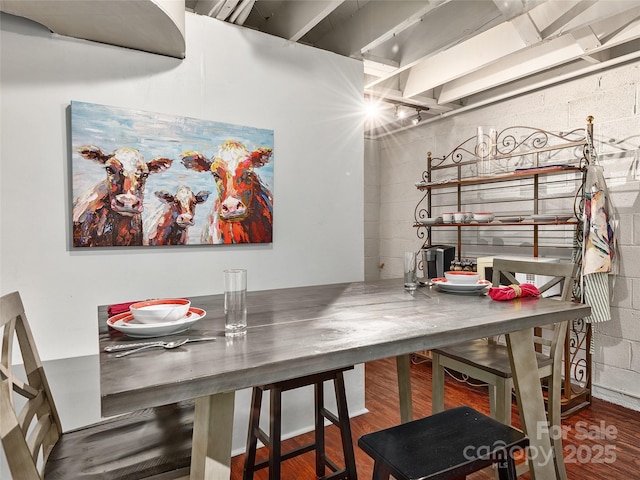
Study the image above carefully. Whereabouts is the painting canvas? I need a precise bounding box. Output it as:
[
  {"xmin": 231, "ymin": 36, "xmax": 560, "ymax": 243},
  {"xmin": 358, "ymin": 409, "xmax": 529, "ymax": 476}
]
[{"xmin": 71, "ymin": 101, "xmax": 274, "ymax": 247}]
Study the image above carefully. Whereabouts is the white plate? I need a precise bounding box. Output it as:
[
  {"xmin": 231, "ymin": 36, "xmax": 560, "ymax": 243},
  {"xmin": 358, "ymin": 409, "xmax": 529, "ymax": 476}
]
[
  {"xmin": 531, "ymin": 214, "xmax": 574, "ymax": 222},
  {"xmin": 107, "ymin": 307, "xmax": 206, "ymax": 338},
  {"xmin": 431, "ymin": 278, "xmax": 491, "ymax": 294},
  {"xmin": 494, "ymin": 216, "xmax": 523, "ymax": 223}
]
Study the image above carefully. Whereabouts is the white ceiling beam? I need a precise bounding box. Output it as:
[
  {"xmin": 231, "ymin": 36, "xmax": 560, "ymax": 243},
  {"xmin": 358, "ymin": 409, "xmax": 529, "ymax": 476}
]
[
  {"xmin": 571, "ymin": 26, "xmax": 601, "ymax": 53},
  {"xmin": 491, "ymin": 0, "xmax": 547, "ymax": 19},
  {"xmin": 581, "ymin": 50, "xmax": 611, "ymax": 64},
  {"xmin": 403, "ymin": 21, "xmax": 528, "ymax": 99},
  {"xmin": 536, "ymin": 0, "xmax": 640, "ymax": 38},
  {"xmin": 215, "ymin": 0, "xmax": 240, "ymax": 20},
  {"xmin": 365, "ymin": 88, "xmax": 459, "ymax": 114},
  {"xmin": 438, "ymin": 14, "xmax": 640, "ymax": 104},
  {"xmin": 229, "ymin": 0, "xmax": 255, "ymax": 25},
  {"xmin": 261, "ymin": 1, "xmax": 344, "ymax": 42},
  {"xmin": 314, "ymin": 0, "xmax": 451, "ymax": 58},
  {"xmin": 572, "ymin": 25, "xmax": 602, "ymax": 51},
  {"xmin": 437, "ymin": 35, "xmax": 584, "ymax": 104},
  {"xmin": 369, "ymin": 43, "xmax": 640, "ymax": 139},
  {"xmin": 528, "ymin": 0, "xmax": 592, "ymax": 38},
  {"xmin": 358, "ymin": 0, "xmax": 451, "ymax": 54},
  {"xmin": 510, "ymin": 13, "xmax": 542, "ymax": 45},
  {"xmin": 364, "ymin": 1, "xmax": 542, "ymax": 91},
  {"xmin": 363, "ymin": 55, "xmax": 400, "ymax": 77},
  {"xmin": 492, "ymin": 0, "xmax": 542, "ymax": 45},
  {"xmin": 465, "ymin": 45, "xmax": 640, "ymax": 111}
]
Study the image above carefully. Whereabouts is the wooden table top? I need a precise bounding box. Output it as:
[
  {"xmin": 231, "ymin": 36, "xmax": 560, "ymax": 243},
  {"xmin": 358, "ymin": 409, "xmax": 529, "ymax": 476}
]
[{"xmin": 98, "ymin": 279, "xmax": 590, "ymax": 417}]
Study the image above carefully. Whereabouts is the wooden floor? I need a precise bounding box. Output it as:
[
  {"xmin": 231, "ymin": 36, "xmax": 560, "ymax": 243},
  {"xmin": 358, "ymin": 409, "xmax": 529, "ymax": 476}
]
[{"xmin": 230, "ymin": 356, "xmax": 640, "ymax": 479}]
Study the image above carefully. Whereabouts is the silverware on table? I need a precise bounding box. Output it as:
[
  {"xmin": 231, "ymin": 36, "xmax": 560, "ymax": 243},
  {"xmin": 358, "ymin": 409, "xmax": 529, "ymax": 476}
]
[
  {"xmin": 104, "ymin": 336, "xmax": 217, "ymax": 354},
  {"xmin": 115, "ymin": 339, "xmax": 190, "ymax": 357}
]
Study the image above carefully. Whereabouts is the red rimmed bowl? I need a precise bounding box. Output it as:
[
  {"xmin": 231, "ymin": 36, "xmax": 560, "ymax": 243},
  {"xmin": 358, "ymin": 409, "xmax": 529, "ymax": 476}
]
[
  {"xmin": 444, "ymin": 271, "xmax": 481, "ymax": 284},
  {"xmin": 129, "ymin": 298, "xmax": 191, "ymax": 324}
]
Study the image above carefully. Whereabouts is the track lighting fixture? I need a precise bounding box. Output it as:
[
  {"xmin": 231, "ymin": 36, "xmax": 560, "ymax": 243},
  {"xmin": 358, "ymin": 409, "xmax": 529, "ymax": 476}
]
[
  {"xmin": 412, "ymin": 109, "xmax": 422, "ymax": 125},
  {"xmin": 363, "ymin": 95, "xmax": 428, "ymax": 125}
]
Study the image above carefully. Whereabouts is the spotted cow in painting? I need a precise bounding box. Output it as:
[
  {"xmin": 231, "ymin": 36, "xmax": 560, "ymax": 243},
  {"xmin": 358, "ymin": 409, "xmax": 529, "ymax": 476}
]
[
  {"xmin": 181, "ymin": 140, "xmax": 273, "ymax": 244},
  {"xmin": 145, "ymin": 186, "xmax": 211, "ymax": 246},
  {"xmin": 73, "ymin": 145, "xmax": 173, "ymax": 247}
]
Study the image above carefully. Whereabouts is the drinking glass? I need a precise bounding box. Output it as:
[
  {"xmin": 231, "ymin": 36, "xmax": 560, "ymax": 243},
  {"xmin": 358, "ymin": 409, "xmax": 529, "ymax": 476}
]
[
  {"xmin": 477, "ymin": 126, "xmax": 497, "ymax": 177},
  {"xmin": 404, "ymin": 252, "xmax": 418, "ymax": 291},
  {"xmin": 224, "ymin": 269, "xmax": 247, "ymax": 336}
]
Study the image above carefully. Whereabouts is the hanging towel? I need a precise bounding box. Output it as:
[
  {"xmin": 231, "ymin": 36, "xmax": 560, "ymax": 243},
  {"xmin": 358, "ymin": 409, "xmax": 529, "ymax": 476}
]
[{"xmin": 582, "ymin": 163, "xmax": 619, "ymax": 352}]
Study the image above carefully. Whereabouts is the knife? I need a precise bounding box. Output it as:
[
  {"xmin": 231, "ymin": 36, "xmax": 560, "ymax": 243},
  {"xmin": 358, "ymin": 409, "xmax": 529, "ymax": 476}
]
[{"xmin": 104, "ymin": 336, "xmax": 217, "ymax": 352}]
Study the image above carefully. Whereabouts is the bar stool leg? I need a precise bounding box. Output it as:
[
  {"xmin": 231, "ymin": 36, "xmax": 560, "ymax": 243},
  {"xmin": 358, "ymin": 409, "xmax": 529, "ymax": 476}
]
[
  {"xmin": 269, "ymin": 387, "xmax": 282, "ymax": 480},
  {"xmin": 496, "ymin": 456, "xmax": 518, "ymax": 480},
  {"xmin": 315, "ymin": 379, "xmax": 326, "ymax": 477},
  {"xmin": 371, "ymin": 460, "xmax": 391, "ymax": 480},
  {"xmin": 335, "ymin": 372, "xmax": 358, "ymax": 479},
  {"xmin": 243, "ymin": 388, "xmax": 263, "ymax": 480}
]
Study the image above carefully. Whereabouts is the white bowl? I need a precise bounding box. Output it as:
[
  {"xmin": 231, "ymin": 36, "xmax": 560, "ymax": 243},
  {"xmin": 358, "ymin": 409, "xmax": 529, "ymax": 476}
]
[
  {"xmin": 473, "ymin": 212, "xmax": 495, "ymax": 222},
  {"xmin": 444, "ymin": 271, "xmax": 480, "ymax": 284},
  {"xmin": 129, "ymin": 298, "xmax": 191, "ymax": 324}
]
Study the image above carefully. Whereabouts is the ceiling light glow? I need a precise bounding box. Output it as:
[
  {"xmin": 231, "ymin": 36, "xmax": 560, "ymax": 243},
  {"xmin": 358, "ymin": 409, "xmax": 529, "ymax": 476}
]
[
  {"xmin": 395, "ymin": 106, "xmax": 407, "ymax": 119},
  {"xmin": 365, "ymin": 100, "xmax": 382, "ymax": 118}
]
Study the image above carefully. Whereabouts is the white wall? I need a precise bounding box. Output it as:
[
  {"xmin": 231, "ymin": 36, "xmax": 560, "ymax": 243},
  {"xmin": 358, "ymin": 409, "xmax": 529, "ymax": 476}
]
[
  {"xmin": 372, "ymin": 60, "xmax": 640, "ymax": 411},
  {"xmin": 0, "ymin": 12, "xmax": 365, "ymax": 361},
  {"xmin": 364, "ymin": 138, "xmax": 381, "ymax": 280},
  {"xmin": 0, "ymin": 13, "xmax": 367, "ymax": 472}
]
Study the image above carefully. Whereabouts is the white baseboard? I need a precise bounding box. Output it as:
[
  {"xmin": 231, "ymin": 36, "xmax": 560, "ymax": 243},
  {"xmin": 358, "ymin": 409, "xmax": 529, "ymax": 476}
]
[{"xmin": 592, "ymin": 384, "xmax": 640, "ymax": 412}]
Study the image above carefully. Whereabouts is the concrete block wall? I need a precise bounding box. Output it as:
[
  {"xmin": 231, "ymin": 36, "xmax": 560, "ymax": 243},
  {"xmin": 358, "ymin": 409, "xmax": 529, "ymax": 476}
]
[{"xmin": 369, "ymin": 60, "xmax": 640, "ymax": 411}]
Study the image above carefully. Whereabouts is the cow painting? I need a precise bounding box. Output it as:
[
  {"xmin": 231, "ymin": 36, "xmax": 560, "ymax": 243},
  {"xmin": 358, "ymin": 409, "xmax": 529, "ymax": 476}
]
[
  {"xmin": 144, "ymin": 186, "xmax": 211, "ymax": 246},
  {"xmin": 181, "ymin": 140, "xmax": 273, "ymax": 244},
  {"xmin": 73, "ymin": 145, "xmax": 173, "ymax": 247}
]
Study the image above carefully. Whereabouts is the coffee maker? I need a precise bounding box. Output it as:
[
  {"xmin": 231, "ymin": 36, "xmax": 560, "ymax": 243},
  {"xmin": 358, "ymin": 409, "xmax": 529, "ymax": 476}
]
[{"xmin": 420, "ymin": 245, "xmax": 456, "ymax": 281}]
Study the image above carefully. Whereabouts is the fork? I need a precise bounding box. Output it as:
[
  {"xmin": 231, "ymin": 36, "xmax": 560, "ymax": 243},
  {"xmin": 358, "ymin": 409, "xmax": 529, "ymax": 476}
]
[{"xmin": 104, "ymin": 336, "xmax": 217, "ymax": 354}]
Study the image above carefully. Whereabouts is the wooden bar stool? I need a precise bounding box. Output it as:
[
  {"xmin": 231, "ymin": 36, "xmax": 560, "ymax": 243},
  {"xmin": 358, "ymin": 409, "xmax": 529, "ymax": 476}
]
[
  {"xmin": 358, "ymin": 406, "xmax": 528, "ymax": 480},
  {"xmin": 243, "ymin": 367, "xmax": 358, "ymax": 480}
]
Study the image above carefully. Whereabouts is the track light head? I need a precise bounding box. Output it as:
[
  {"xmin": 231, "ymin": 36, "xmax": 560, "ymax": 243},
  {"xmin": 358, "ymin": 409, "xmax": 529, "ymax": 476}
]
[{"xmin": 412, "ymin": 110, "xmax": 422, "ymax": 125}]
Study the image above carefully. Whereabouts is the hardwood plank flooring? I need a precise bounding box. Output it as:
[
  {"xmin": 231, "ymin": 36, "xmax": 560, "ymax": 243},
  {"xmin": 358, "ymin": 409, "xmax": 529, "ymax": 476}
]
[{"xmin": 230, "ymin": 357, "xmax": 640, "ymax": 479}]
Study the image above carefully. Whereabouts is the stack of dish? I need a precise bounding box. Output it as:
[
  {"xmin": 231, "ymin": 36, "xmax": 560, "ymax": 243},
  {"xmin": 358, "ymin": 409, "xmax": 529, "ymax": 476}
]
[
  {"xmin": 107, "ymin": 298, "xmax": 206, "ymax": 338},
  {"xmin": 431, "ymin": 271, "xmax": 491, "ymax": 294},
  {"xmin": 420, "ymin": 217, "xmax": 443, "ymax": 225}
]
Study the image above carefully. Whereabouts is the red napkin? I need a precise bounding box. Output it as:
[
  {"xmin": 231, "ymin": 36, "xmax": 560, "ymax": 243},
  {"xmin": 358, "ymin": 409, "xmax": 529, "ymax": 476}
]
[
  {"xmin": 107, "ymin": 301, "xmax": 139, "ymax": 317},
  {"xmin": 488, "ymin": 283, "xmax": 540, "ymax": 301}
]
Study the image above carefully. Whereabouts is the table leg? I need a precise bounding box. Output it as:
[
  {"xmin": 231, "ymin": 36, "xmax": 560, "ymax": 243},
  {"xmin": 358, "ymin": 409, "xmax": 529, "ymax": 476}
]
[
  {"xmin": 396, "ymin": 354, "xmax": 413, "ymax": 423},
  {"xmin": 191, "ymin": 392, "xmax": 236, "ymax": 480},
  {"xmin": 507, "ymin": 328, "xmax": 562, "ymax": 480}
]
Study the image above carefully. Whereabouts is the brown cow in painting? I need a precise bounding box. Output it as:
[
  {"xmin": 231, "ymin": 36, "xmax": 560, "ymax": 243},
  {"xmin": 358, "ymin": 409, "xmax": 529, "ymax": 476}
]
[
  {"xmin": 145, "ymin": 186, "xmax": 211, "ymax": 246},
  {"xmin": 73, "ymin": 145, "xmax": 173, "ymax": 247},
  {"xmin": 181, "ymin": 140, "xmax": 273, "ymax": 244}
]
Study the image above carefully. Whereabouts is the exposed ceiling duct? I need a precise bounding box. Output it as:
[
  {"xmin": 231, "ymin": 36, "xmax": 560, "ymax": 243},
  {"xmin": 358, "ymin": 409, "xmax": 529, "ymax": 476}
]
[{"xmin": 0, "ymin": 0, "xmax": 186, "ymax": 58}]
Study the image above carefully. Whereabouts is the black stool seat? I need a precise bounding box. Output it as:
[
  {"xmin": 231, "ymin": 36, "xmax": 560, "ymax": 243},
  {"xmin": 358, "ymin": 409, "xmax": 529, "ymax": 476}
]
[
  {"xmin": 358, "ymin": 406, "xmax": 529, "ymax": 480},
  {"xmin": 243, "ymin": 367, "xmax": 358, "ymax": 480}
]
